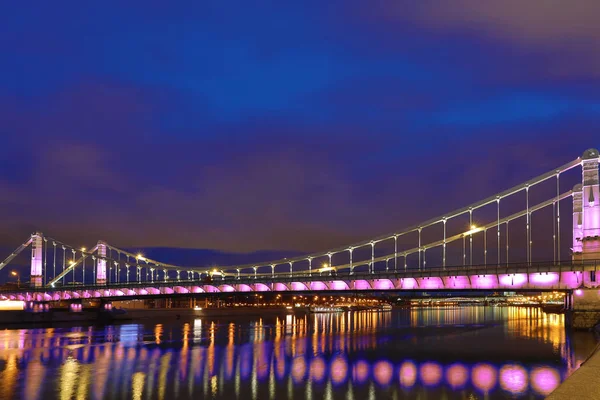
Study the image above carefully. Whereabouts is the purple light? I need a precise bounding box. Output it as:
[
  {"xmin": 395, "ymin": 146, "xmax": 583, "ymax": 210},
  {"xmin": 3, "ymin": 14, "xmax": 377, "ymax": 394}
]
[
  {"xmin": 401, "ymin": 278, "xmax": 418, "ymax": 290},
  {"xmin": 561, "ymin": 272, "xmax": 581, "ymax": 288},
  {"xmin": 238, "ymin": 284, "xmax": 252, "ymax": 292},
  {"xmin": 239, "ymin": 347, "xmax": 252, "ymax": 379},
  {"xmin": 499, "ymin": 274, "xmax": 527, "ymax": 288},
  {"xmin": 449, "ymin": 276, "xmax": 467, "ymax": 288},
  {"xmin": 373, "ymin": 361, "xmax": 393, "ymax": 386},
  {"xmin": 257, "ymin": 348, "xmax": 271, "ymax": 380},
  {"xmin": 373, "ymin": 279, "xmax": 395, "ymax": 290},
  {"xmin": 275, "ymin": 356, "xmax": 286, "ymax": 380},
  {"xmin": 420, "ymin": 362, "xmax": 442, "ymax": 387},
  {"xmin": 255, "ymin": 283, "xmax": 270, "ymax": 292},
  {"xmin": 575, "ymin": 289, "xmax": 583, "ymax": 296},
  {"xmin": 274, "ymin": 283, "xmax": 288, "ymax": 291},
  {"xmin": 310, "ymin": 281, "xmax": 327, "ymax": 291},
  {"xmin": 310, "ymin": 357, "xmax": 326, "ymax": 383},
  {"xmin": 330, "ymin": 356, "xmax": 348, "ymax": 385},
  {"xmin": 352, "ymin": 360, "xmax": 370, "ymax": 384},
  {"xmin": 420, "ymin": 278, "xmax": 443, "ymax": 290},
  {"xmin": 207, "ymin": 285, "xmax": 221, "ymax": 293},
  {"xmin": 499, "ymin": 364, "xmax": 528, "ymax": 394},
  {"xmin": 446, "ymin": 363, "xmax": 469, "ymax": 389},
  {"xmin": 472, "ymin": 363, "xmax": 497, "ymax": 393},
  {"xmin": 330, "ymin": 280, "xmax": 350, "ymax": 290},
  {"xmin": 531, "ymin": 367, "xmax": 560, "ymax": 396},
  {"xmin": 399, "ymin": 361, "xmax": 417, "ymax": 388},
  {"xmin": 471, "ymin": 275, "xmax": 497, "ymax": 289},
  {"xmin": 221, "ymin": 285, "xmax": 235, "ymax": 292},
  {"xmin": 291, "ymin": 282, "xmax": 308, "ymax": 291},
  {"xmin": 354, "ymin": 280, "xmax": 371, "ymax": 290},
  {"xmin": 291, "ymin": 357, "xmax": 306, "ymax": 383},
  {"xmin": 530, "ymin": 273, "xmax": 559, "ymax": 286}
]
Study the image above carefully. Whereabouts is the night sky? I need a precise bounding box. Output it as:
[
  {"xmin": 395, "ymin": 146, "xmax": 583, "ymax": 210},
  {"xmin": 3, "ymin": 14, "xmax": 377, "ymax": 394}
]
[{"xmin": 1, "ymin": 2, "xmax": 600, "ymax": 265}]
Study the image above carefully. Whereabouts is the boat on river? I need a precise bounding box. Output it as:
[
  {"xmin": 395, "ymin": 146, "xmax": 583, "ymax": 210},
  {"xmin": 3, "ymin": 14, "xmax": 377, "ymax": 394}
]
[{"xmin": 308, "ymin": 305, "xmax": 344, "ymax": 313}]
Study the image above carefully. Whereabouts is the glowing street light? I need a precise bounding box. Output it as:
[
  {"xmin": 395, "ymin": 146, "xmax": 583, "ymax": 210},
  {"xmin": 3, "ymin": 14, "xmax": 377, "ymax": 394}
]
[
  {"xmin": 464, "ymin": 225, "xmax": 482, "ymax": 236},
  {"xmin": 11, "ymin": 271, "xmax": 20, "ymax": 288}
]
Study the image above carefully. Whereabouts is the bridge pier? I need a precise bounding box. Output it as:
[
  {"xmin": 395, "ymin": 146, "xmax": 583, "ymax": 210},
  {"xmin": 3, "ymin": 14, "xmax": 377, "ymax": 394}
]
[
  {"xmin": 30, "ymin": 232, "xmax": 43, "ymax": 287},
  {"xmin": 567, "ymin": 149, "xmax": 600, "ymax": 329},
  {"xmin": 96, "ymin": 241, "xmax": 107, "ymax": 285},
  {"xmin": 567, "ymin": 289, "xmax": 600, "ymax": 330}
]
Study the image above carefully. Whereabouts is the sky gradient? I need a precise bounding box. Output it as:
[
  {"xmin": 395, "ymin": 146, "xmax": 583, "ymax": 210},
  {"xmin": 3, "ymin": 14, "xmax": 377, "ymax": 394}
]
[{"xmin": 1, "ymin": 2, "xmax": 600, "ymax": 263}]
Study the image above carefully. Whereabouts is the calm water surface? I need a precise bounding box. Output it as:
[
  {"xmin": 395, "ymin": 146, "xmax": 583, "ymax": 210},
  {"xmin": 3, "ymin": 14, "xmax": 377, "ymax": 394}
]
[{"xmin": 0, "ymin": 306, "xmax": 598, "ymax": 399}]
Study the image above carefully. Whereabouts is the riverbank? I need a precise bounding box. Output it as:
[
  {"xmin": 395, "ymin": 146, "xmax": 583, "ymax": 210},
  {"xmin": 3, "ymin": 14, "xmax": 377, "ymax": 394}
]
[{"xmin": 547, "ymin": 338, "xmax": 600, "ymax": 399}]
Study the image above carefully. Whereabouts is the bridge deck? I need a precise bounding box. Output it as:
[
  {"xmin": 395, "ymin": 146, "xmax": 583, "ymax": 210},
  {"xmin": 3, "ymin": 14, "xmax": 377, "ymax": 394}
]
[{"xmin": 1, "ymin": 261, "xmax": 598, "ymax": 302}]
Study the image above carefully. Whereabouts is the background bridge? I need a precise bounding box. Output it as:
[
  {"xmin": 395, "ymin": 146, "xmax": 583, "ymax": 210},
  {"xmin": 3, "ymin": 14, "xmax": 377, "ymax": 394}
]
[{"xmin": 2, "ymin": 149, "xmax": 600, "ymax": 314}]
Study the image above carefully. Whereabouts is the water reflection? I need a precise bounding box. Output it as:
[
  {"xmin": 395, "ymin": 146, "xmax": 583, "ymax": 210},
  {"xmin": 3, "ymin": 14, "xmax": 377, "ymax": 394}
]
[{"xmin": 0, "ymin": 306, "xmax": 596, "ymax": 399}]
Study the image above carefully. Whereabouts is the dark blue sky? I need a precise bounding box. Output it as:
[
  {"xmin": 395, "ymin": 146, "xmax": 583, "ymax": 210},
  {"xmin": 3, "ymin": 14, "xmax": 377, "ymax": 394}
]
[{"xmin": 1, "ymin": 2, "xmax": 599, "ymax": 258}]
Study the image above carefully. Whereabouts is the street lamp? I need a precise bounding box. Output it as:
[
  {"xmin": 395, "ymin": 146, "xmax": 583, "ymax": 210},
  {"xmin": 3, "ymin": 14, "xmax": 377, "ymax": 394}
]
[{"xmin": 11, "ymin": 271, "xmax": 20, "ymax": 288}]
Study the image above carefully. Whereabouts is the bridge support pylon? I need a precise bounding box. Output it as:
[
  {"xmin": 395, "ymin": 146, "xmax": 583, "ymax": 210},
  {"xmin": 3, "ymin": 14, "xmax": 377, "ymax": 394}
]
[
  {"xmin": 572, "ymin": 149, "xmax": 600, "ymax": 276},
  {"xmin": 569, "ymin": 149, "xmax": 600, "ymax": 329},
  {"xmin": 97, "ymin": 241, "xmax": 107, "ymax": 285},
  {"xmin": 573, "ymin": 149, "xmax": 600, "ymax": 258},
  {"xmin": 30, "ymin": 232, "xmax": 43, "ymax": 287}
]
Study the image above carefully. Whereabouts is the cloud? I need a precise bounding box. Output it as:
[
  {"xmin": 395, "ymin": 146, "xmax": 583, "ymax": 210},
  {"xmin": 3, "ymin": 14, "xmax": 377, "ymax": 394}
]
[
  {"xmin": 0, "ymin": 2, "xmax": 598, "ymax": 263},
  {"xmin": 349, "ymin": 0, "xmax": 600, "ymax": 77}
]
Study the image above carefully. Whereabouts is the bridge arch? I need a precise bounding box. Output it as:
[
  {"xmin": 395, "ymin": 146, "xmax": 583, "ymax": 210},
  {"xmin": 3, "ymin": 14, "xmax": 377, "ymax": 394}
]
[
  {"xmin": 291, "ymin": 282, "xmax": 309, "ymax": 291},
  {"xmin": 274, "ymin": 282, "xmax": 289, "ymax": 291},
  {"xmin": 330, "ymin": 280, "xmax": 350, "ymax": 290},
  {"xmin": 238, "ymin": 284, "xmax": 253, "ymax": 292},
  {"xmin": 372, "ymin": 279, "xmax": 395, "ymax": 290},
  {"xmin": 419, "ymin": 277, "xmax": 445, "ymax": 290},
  {"xmin": 353, "ymin": 280, "xmax": 372, "ymax": 290},
  {"xmin": 204, "ymin": 285, "xmax": 220, "ymax": 293},
  {"xmin": 254, "ymin": 283, "xmax": 271, "ymax": 292},
  {"xmin": 310, "ymin": 281, "xmax": 329, "ymax": 291},
  {"xmin": 400, "ymin": 278, "xmax": 418, "ymax": 290},
  {"xmin": 219, "ymin": 285, "xmax": 235, "ymax": 292}
]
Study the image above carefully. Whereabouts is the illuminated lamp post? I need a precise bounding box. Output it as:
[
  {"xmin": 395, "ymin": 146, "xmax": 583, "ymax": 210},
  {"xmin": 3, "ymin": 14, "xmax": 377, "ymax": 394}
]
[{"xmin": 11, "ymin": 271, "xmax": 20, "ymax": 288}]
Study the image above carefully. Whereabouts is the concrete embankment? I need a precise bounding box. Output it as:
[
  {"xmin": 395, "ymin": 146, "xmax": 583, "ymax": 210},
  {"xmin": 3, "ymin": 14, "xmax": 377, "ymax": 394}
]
[{"xmin": 547, "ymin": 331, "xmax": 600, "ymax": 399}]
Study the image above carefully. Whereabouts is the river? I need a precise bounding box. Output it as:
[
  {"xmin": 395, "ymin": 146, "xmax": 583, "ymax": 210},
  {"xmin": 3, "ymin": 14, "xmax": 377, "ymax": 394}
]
[{"xmin": 0, "ymin": 306, "xmax": 597, "ymax": 399}]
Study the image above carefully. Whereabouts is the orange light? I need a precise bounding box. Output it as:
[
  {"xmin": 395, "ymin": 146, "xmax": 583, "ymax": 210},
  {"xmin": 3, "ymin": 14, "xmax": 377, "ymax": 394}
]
[{"xmin": 0, "ymin": 300, "xmax": 25, "ymax": 310}]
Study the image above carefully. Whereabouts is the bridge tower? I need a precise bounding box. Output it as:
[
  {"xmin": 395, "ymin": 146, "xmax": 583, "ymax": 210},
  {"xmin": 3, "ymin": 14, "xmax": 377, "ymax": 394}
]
[
  {"xmin": 30, "ymin": 232, "xmax": 43, "ymax": 287},
  {"xmin": 97, "ymin": 241, "xmax": 107, "ymax": 284},
  {"xmin": 568, "ymin": 149, "xmax": 600, "ymax": 329},
  {"xmin": 573, "ymin": 148, "xmax": 600, "ymax": 262}
]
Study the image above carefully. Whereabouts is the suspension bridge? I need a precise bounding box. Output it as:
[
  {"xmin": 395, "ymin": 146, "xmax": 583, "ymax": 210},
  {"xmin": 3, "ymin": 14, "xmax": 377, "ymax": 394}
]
[{"xmin": 2, "ymin": 149, "xmax": 600, "ymax": 323}]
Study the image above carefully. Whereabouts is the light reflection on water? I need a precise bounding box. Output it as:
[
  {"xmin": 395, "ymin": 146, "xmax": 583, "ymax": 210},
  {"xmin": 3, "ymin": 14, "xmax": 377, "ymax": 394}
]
[{"xmin": 0, "ymin": 306, "xmax": 597, "ymax": 399}]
